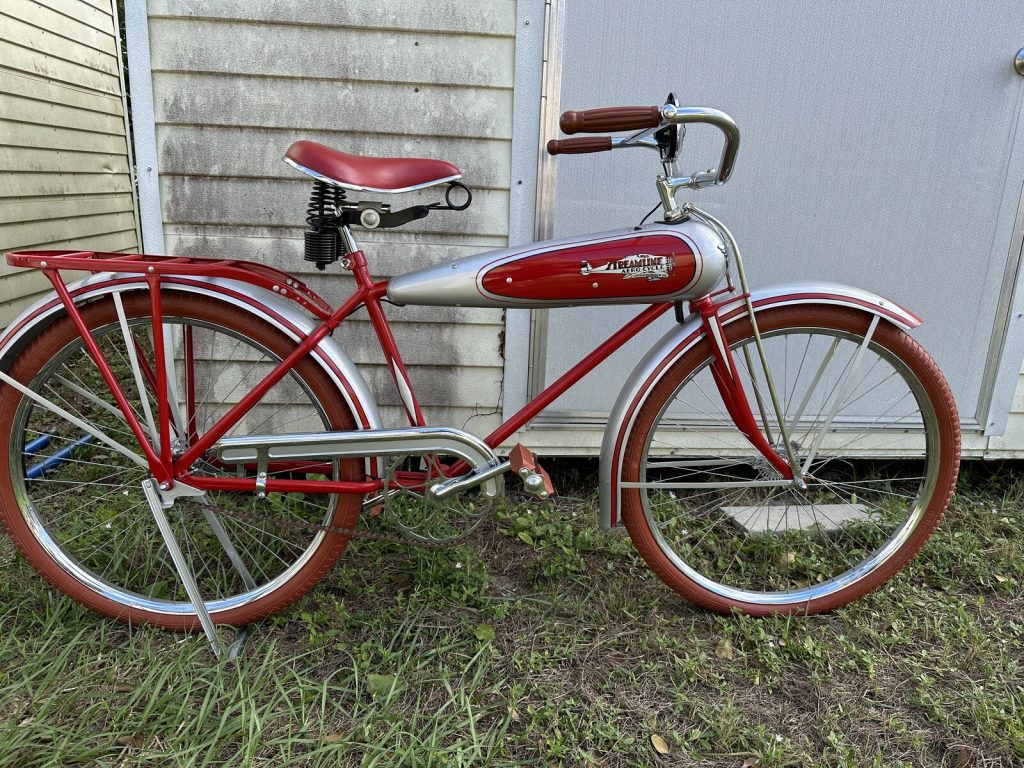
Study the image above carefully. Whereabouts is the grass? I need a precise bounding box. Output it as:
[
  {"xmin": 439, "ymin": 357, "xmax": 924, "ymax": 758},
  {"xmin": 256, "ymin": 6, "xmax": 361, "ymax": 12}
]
[{"xmin": 0, "ymin": 461, "xmax": 1022, "ymax": 767}]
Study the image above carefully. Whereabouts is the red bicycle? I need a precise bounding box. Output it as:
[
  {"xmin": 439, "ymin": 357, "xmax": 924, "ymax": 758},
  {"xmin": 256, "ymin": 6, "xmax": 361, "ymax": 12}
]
[{"xmin": 0, "ymin": 100, "xmax": 960, "ymax": 649}]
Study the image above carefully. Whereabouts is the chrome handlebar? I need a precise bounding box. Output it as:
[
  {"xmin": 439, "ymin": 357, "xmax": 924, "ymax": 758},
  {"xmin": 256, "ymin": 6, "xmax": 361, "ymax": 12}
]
[{"xmin": 658, "ymin": 105, "xmax": 740, "ymax": 186}]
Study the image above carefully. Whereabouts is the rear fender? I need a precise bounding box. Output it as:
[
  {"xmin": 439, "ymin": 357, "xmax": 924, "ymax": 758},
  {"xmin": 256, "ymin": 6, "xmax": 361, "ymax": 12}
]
[
  {"xmin": 0, "ymin": 273, "xmax": 382, "ymax": 434},
  {"xmin": 599, "ymin": 281, "xmax": 921, "ymax": 528}
]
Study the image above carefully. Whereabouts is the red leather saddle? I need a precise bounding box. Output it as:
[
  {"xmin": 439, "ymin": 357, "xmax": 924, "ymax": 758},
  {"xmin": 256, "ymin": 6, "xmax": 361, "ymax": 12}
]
[{"xmin": 285, "ymin": 140, "xmax": 461, "ymax": 193}]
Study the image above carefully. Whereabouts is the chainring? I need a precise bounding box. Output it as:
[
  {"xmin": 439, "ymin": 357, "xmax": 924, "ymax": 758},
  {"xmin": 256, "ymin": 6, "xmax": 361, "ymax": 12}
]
[{"xmin": 378, "ymin": 454, "xmax": 494, "ymax": 545}]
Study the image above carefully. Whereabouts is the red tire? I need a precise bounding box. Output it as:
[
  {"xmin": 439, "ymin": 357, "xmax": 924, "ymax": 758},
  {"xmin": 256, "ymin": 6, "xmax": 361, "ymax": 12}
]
[
  {"xmin": 0, "ymin": 292, "xmax": 363, "ymax": 629},
  {"xmin": 620, "ymin": 305, "xmax": 960, "ymax": 615}
]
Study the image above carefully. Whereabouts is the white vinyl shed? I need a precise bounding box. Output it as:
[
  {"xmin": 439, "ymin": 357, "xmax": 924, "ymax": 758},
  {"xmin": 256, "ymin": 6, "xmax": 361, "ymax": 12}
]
[{"xmin": 123, "ymin": 0, "xmax": 1024, "ymax": 459}]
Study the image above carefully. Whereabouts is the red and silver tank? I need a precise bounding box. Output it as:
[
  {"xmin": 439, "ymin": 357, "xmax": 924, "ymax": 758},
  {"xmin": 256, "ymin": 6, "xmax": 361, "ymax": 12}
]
[{"xmin": 386, "ymin": 221, "xmax": 727, "ymax": 308}]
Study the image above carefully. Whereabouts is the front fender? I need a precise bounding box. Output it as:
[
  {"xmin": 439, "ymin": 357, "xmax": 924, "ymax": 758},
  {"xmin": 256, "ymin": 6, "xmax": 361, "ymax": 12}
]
[
  {"xmin": 0, "ymin": 273, "xmax": 382, "ymax": 432},
  {"xmin": 599, "ymin": 281, "xmax": 921, "ymax": 528}
]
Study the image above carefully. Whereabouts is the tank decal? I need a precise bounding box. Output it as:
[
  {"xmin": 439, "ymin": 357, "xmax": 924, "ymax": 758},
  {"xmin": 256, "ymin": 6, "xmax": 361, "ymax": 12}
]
[{"xmin": 478, "ymin": 231, "xmax": 700, "ymax": 304}]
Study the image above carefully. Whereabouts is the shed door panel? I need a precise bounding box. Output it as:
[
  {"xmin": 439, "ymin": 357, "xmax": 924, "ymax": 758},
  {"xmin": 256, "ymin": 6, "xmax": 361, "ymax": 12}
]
[{"xmin": 536, "ymin": 0, "xmax": 1024, "ymax": 427}]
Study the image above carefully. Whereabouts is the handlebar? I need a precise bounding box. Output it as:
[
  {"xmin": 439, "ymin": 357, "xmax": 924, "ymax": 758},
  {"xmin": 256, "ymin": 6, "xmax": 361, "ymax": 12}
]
[
  {"xmin": 660, "ymin": 104, "xmax": 740, "ymax": 186},
  {"xmin": 548, "ymin": 102, "xmax": 741, "ymax": 189}
]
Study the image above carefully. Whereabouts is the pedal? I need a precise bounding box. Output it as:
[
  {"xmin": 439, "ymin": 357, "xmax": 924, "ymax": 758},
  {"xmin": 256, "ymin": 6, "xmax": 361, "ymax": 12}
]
[{"xmin": 508, "ymin": 444, "xmax": 555, "ymax": 499}]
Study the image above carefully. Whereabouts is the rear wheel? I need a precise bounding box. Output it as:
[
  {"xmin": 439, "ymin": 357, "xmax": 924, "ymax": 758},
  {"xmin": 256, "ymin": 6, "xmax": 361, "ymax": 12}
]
[
  {"xmin": 0, "ymin": 292, "xmax": 363, "ymax": 629},
  {"xmin": 621, "ymin": 305, "xmax": 960, "ymax": 615}
]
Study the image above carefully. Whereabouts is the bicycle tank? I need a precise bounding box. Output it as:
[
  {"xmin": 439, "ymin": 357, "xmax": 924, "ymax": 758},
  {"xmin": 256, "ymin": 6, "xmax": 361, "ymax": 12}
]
[{"xmin": 386, "ymin": 221, "xmax": 726, "ymax": 308}]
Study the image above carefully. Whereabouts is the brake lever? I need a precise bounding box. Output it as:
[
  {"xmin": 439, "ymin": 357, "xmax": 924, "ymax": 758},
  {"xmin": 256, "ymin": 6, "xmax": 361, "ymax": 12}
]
[{"xmin": 611, "ymin": 136, "xmax": 660, "ymax": 150}]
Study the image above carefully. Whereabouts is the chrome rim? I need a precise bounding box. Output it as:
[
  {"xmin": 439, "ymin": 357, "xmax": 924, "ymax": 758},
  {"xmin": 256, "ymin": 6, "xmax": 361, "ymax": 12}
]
[
  {"xmin": 10, "ymin": 312, "xmax": 340, "ymax": 617},
  {"xmin": 638, "ymin": 324, "xmax": 940, "ymax": 605}
]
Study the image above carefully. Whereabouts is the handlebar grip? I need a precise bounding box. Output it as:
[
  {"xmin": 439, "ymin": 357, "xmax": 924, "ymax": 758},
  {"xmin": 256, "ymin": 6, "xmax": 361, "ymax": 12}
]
[
  {"xmin": 559, "ymin": 106, "xmax": 662, "ymax": 135},
  {"xmin": 546, "ymin": 137, "xmax": 613, "ymax": 155}
]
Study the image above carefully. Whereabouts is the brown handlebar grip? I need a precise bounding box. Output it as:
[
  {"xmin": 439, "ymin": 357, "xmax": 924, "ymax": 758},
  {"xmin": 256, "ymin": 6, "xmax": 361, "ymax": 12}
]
[
  {"xmin": 559, "ymin": 106, "xmax": 662, "ymax": 135},
  {"xmin": 546, "ymin": 137, "xmax": 613, "ymax": 155}
]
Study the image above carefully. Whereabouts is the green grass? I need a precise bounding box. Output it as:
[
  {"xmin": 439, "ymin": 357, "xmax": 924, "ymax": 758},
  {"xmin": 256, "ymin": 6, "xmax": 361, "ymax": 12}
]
[{"xmin": 0, "ymin": 462, "xmax": 1022, "ymax": 767}]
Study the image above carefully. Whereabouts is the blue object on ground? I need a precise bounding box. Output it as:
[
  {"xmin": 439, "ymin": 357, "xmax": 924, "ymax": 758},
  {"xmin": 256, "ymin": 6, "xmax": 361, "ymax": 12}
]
[{"xmin": 26, "ymin": 434, "xmax": 95, "ymax": 479}]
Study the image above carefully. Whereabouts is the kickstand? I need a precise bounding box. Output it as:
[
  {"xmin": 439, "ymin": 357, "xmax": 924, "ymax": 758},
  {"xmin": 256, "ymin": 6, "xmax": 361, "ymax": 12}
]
[{"xmin": 142, "ymin": 479, "xmax": 250, "ymax": 660}]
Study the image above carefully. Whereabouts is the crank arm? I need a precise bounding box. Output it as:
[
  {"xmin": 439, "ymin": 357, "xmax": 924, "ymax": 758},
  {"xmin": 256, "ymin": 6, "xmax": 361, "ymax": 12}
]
[{"xmin": 428, "ymin": 460, "xmax": 509, "ymax": 500}]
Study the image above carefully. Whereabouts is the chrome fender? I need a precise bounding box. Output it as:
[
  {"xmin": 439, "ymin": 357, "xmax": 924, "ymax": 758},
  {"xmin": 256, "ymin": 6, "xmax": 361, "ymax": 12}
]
[
  {"xmin": 0, "ymin": 273, "xmax": 382, "ymax": 432},
  {"xmin": 599, "ymin": 281, "xmax": 921, "ymax": 528}
]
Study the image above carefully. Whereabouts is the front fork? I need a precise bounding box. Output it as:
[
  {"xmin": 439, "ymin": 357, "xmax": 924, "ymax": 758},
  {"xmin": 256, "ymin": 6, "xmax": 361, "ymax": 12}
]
[
  {"xmin": 690, "ymin": 294, "xmax": 803, "ymax": 485},
  {"xmin": 682, "ymin": 202, "xmax": 805, "ymax": 487}
]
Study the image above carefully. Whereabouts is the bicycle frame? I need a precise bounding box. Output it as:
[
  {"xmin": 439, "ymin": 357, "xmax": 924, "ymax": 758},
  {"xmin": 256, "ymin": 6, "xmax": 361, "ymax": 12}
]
[
  {"xmin": 0, "ymin": 250, "xmax": 659, "ymax": 488},
  {"xmin": 7, "ymin": 182, "xmax": 931, "ymax": 518}
]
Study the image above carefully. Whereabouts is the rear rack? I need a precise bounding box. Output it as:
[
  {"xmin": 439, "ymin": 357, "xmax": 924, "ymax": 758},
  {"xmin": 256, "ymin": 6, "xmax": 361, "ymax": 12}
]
[{"xmin": 6, "ymin": 249, "xmax": 334, "ymax": 319}]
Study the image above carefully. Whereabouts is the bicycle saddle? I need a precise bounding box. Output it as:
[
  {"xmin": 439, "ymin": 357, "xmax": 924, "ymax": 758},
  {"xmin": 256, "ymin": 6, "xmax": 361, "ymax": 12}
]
[{"xmin": 284, "ymin": 140, "xmax": 461, "ymax": 194}]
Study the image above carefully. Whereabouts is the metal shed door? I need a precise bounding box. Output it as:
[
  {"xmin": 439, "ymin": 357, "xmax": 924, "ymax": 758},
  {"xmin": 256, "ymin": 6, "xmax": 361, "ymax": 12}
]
[{"xmin": 532, "ymin": 0, "xmax": 1024, "ymax": 433}]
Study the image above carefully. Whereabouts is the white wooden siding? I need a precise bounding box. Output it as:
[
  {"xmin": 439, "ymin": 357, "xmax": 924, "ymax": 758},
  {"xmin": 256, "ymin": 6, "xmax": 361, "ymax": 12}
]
[
  {"xmin": 0, "ymin": 0, "xmax": 138, "ymax": 326},
  {"xmin": 143, "ymin": 0, "xmax": 515, "ymax": 433}
]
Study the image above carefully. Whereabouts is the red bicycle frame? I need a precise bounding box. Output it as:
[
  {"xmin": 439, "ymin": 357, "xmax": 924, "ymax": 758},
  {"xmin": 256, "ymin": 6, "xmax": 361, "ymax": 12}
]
[{"xmin": 9, "ymin": 247, "xmax": 792, "ymax": 495}]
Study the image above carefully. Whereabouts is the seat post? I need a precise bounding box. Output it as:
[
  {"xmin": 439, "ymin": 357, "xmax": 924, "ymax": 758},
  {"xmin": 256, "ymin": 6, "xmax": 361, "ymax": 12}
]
[{"xmin": 340, "ymin": 225, "xmax": 359, "ymax": 257}]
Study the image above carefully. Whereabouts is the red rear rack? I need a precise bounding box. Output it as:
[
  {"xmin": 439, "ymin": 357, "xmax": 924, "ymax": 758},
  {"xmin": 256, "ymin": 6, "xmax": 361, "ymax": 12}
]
[{"xmin": 6, "ymin": 249, "xmax": 334, "ymax": 319}]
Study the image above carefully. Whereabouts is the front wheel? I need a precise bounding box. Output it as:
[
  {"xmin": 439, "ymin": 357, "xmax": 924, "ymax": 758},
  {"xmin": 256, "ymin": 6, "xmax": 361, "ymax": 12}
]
[{"xmin": 621, "ymin": 304, "xmax": 960, "ymax": 615}]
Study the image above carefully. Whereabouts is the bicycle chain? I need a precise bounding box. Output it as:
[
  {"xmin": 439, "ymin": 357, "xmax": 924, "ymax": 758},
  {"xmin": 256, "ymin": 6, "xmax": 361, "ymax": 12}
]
[{"xmin": 191, "ymin": 498, "xmax": 486, "ymax": 550}]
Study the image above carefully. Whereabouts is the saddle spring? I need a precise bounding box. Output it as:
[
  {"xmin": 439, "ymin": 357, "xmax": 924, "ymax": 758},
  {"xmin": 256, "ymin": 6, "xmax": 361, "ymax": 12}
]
[{"xmin": 303, "ymin": 181, "xmax": 347, "ymax": 270}]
